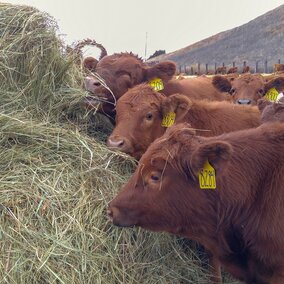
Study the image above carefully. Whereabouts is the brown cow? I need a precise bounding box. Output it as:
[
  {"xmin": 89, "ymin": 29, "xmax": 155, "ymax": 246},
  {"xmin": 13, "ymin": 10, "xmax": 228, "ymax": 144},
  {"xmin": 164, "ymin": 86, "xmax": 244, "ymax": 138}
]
[
  {"xmin": 212, "ymin": 73, "xmax": 284, "ymax": 105},
  {"xmin": 215, "ymin": 66, "xmax": 227, "ymax": 74},
  {"xmin": 108, "ymin": 122, "xmax": 284, "ymax": 284},
  {"xmin": 227, "ymin": 66, "xmax": 238, "ymax": 74},
  {"xmin": 84, "ymin": 53, "xmax": 228, "ymax": 121},
  {"xmin": 107, "ymin": 84, "xmax": 260, "ymax": 160},
  {"xmin": 258, "ymin": 97, "xmax": 284, "ymax": 124},
  {"xmin": 274, "ymin": 63, "xmax": 284, "ymax": 73}
]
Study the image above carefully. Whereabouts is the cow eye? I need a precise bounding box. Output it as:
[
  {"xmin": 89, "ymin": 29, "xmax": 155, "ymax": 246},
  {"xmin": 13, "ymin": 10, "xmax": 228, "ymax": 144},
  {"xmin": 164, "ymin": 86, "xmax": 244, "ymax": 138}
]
[
  {"xmin": 150, "ymin": 174, "xmax": 160, "ymax": 181},
  {"xmin": 229, "ymin": 88, "xmax": 236, "ymax": 95},
  {"xmin": 146, "ymin": 112, "xmax": 153, "ymax": 120}
]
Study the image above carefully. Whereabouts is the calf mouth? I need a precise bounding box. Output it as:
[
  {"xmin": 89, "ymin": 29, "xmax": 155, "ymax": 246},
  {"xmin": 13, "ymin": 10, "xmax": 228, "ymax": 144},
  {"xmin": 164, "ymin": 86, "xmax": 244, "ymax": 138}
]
[{"xmin": 84, "ymin": 94, "xmax": 115, "ymax": 108}]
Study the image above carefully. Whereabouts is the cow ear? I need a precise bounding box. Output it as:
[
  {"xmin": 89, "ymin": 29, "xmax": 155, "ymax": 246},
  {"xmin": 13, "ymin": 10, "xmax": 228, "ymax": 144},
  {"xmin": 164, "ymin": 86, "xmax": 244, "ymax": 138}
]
[
  {"xmin": 161, "ymin": 94, "xmax": 192, "ymax": 121},
  {"xmin": 257, "ymin": 98, "xmax": 272, "ymax": 112},
  {"xmin": 145, "ymin": 61, "xmax": 176, "ymax": 82},
  {"xmin": 264, "ymin": 77, "xmax": 284, "ymax": 93},
  {"xmin": 190, "ymin": 141, "xmax": 233, "ymax": 177},
  {"xmin": 212, "ymin": 75, "xmax": 232, "ymax": 92},
  {"xmin": 83, "ymin": 56, "xmax": 98, "ymax": 71}
]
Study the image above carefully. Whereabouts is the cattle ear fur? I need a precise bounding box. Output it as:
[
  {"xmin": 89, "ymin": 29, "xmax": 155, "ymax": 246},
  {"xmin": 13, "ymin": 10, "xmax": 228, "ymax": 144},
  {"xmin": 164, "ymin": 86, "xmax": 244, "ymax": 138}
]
[
  {"xmin": 161, "ymin": 94, "xmax": 192, "ymax": 121},
  {"xmin": 83, "ymin": 56, "xmax": 98, "ymax": 72},
  {"xmin": 212, "ymin": 75, "xmax": 232, "ymax": 92},
  {"xmin": 190, "ymin": 141, "xmax": 233, "ymax": 177},
  {"xmin": 257, "ymin": 98, "xmax": 272, "ymax": 112},
  {"xmin": 145, "ymin": 61, "xmax": 176, "ymax": 82},
  {"xmin": 264, "ymin": 77, "xmax": 284, "ymax": 93}
]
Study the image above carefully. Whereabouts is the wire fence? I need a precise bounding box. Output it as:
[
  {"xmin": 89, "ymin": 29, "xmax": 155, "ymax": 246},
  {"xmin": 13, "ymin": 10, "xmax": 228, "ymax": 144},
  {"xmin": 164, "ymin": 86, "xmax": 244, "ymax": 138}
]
[{"xmin": 176, "ymin": 59, "xmax": 284, "ymax": 75}]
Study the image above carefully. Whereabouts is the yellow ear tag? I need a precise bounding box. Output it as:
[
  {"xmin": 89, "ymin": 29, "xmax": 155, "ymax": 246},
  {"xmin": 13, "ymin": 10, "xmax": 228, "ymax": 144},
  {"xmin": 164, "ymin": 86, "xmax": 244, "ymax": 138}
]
[
  {"xmin": 149, "ymin": 78, "xmax": 164, "ymax": 91},
  {"xmin": 198, "ymin": 160, "xmax": 216, "ymax": 189},
  {"xmin": 161, "ymin": 112, "xmax": 176, "ymax": 127},
  {"xmin": 264, "ymin": 87, "xmax": 279, "ymax": 102}
]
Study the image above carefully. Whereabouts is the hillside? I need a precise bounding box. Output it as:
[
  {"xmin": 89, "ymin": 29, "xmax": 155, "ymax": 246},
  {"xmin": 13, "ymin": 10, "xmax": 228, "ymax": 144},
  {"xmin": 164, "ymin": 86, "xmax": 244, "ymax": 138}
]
[{"xmin": 149, "ymin": 4, "xmax": 284, "ymax": 73}]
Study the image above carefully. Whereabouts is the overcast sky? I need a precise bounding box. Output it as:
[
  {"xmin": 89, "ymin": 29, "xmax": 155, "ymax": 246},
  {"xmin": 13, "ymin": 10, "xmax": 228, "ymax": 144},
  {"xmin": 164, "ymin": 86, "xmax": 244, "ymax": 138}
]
[{"xmin": 5, "ymin": 0, "xmax": 284, "ymax": 59}]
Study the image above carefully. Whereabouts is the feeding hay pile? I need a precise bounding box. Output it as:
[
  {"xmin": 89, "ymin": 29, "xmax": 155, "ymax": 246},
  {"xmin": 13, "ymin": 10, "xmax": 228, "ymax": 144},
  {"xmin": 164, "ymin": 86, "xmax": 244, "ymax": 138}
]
[{"xmin": 0, "ymin": 3, "xmax": 237, "ymax": 284}]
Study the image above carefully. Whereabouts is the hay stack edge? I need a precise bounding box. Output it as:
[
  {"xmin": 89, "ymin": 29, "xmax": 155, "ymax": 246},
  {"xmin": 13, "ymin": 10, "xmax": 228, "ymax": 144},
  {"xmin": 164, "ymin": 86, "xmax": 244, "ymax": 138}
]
[{"xmin": 0, "ymin": 3, "xmax": 236, "ymax": 284}]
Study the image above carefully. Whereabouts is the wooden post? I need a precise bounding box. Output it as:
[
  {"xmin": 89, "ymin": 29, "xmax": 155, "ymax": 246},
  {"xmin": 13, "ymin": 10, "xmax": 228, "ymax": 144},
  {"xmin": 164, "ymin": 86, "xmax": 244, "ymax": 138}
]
[
  {"xmin": 233, "ymin": 61, "xmax": 235, "ymax": 67},
  {"xmin": 205, "ymin": 63, "xmax": 208, "ymax": 74},
  {"xmin": 197, "ymin": 62, "xmax": 200, "ymax": 75},
  {"xmin": 264, "ymin": 60, "xmax": 268, "ymax": 73}
]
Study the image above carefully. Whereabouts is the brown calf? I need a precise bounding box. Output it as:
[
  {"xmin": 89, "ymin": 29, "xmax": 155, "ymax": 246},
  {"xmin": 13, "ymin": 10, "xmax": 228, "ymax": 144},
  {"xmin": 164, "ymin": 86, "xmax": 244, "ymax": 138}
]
[
  {"xmin": 258, "ymin": 97, "xmax": 284, "ymax": 124},
  {"xmin": 227, "ymin": 66, "xmax": 238, "ymax": 74},
  {"xmin": 84, "ymin": 53, "xmax": 227, "ymax": 121},
  {"xmin": 108, "ymin": 122, "xmax": 284, "ymax": 284},
  {"xmin": 213, "ymin": 73, "xmax": 284, "ymax": 105},
  {"xmin": 107, "ymin": 84, "xmax": 260, "ymax": 159},
  {"xmin": 215, "ymin": 66, "xmax": 227, "ymax": 74},
  {"xmin": 274, "ymin": 63, "xmax": 284, "ymax": 73}
]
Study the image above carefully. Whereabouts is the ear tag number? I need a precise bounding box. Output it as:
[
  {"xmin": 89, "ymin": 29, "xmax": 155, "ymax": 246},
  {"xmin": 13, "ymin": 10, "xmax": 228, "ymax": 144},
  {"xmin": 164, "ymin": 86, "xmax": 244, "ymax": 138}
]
[
  {"xmin": 161, "ymin": 112, "xmax": 176, "ymax": 127},
  {"xmin": 198, "ymin": 160, "xmax": 216, "ymax": 189},
  {"xmin": 264, "ymin": 88, "xmax": 279, "ymax": 102},
  {"xmin": 149, "ymin": 78, "xmax": 164, "ymax": 91}
]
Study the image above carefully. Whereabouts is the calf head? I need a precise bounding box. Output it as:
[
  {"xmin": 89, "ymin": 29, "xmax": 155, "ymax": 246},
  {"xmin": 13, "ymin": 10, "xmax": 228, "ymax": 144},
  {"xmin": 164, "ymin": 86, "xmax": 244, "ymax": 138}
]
[
  {"xmin": 258, "ymin": 98, "xmax": 284, "ymax": 124},
  {"xmin": 84, "ymin": 52, "xmax": 176, "ymax": 119},
  {"xmin": 107, "ymin": 84, "xmax": 192, "ymax": 159},
  {"xmin": 212, "ymin": 74, "xmax": 265, "ymax": 105},
  {"xmin": 108, "ymin": 123, "xmax": 232, "ymax": 234}
]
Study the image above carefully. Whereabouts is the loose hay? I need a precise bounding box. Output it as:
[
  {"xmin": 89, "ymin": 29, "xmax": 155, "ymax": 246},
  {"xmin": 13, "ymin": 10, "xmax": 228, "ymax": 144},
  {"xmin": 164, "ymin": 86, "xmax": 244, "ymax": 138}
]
[{"xmin": 0, "ymin": 3, "xmax": 238, "ymax": 284}]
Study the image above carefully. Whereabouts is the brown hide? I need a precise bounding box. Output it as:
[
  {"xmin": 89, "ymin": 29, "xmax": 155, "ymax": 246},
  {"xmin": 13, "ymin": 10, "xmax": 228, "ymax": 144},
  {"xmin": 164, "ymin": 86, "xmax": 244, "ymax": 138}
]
[
  {"xmin": 84, "ymin": 53, "xmax": 227, "ymax": 120},
  {"xmin": 227, "ymin": 66, "xmax": 238, "ymax": 74},
  {"xmin": 107, "ymin": 84, "xmax": 260, "ymax": 159},
  {"xmin": 258, "ymin": 98, "xmax": 284, "ymax": 123},
  {"xmin": 108, "ymin": 122, "xmax": 284, "ymax": 284},
  {"xmin": 213, "ymin": 73, "xmax": 267, "ymax": 105},
  {"xmin": 274, "ymin": 63, "xmax": 284, "ymax": 72},
  {"xmin": 215, "ymin": 66, "xmax": 227, "ymax": 74}
]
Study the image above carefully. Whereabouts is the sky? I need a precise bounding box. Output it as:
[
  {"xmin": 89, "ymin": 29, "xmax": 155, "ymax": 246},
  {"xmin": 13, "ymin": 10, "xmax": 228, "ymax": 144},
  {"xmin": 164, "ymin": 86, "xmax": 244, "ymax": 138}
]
[{"xmin": 5, "ymin": 0, "xmax": 284, "ymax": 59}]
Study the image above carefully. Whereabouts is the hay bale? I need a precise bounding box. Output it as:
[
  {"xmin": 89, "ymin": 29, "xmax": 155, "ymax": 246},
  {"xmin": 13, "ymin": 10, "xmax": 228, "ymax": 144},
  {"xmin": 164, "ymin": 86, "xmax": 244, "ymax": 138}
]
[
  {"xmin": 0, "ymin": 4, "xmax": 237, "ymax": 284},
  {"xmin": 0, "ymin": 3, "xmax": 86, "ymax": 122}
]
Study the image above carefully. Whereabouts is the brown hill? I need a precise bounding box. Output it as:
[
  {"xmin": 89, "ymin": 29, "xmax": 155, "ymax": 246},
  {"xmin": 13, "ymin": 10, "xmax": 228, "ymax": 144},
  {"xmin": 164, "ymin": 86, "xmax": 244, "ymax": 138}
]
[{"xmin": 148, "ymin": 4, "xmax": 284, "ymax": 73}]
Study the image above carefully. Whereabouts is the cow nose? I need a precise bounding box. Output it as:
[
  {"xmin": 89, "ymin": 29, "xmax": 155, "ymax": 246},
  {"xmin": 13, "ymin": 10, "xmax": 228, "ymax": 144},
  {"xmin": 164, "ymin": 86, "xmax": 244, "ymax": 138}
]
[
  {"xmin": 107, "ymin": 137, "xmax": 125, "ymax": 148},
  {"xmin": 84, "ymin": 76, "xmax": 101, "ymax": 93},
  {"xmin": 237, "ymin": 99, "xmax": 251, "ymax": 105}
]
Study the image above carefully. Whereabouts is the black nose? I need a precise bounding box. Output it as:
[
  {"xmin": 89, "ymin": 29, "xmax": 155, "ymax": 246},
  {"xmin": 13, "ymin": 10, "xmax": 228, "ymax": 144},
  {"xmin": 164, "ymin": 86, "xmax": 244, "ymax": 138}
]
[{"xmin": 237, "ymin": 99, "xmax": 251, "ymax": 105}]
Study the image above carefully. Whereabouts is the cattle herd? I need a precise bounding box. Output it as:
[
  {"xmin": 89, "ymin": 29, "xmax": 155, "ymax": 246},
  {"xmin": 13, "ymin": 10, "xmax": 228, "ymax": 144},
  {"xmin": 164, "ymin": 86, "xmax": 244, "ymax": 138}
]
[{"xmin": 82, "ymin": 46, "xmax": 284, "ymax": 284}]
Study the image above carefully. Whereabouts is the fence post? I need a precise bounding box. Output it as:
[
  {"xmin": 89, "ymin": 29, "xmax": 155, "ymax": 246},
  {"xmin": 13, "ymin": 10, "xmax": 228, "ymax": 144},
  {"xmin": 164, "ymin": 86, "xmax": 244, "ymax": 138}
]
[
  {"xmin": 233, "ymin": 61, "xmax": 235, "ymax": 67},
  {"xmin": 205, "ymin": 63, "xmax": 208, "ymax": 74},
  {"xmin": 264, "ymin": 59, "xmax": 268, "ymax": 73},
  {"xmin": 278, "ymin": 59, "xmax": 281, "ymax": 64},
  {"xmin": 197, "ymin": 62, "xmax": 200, "ymax": 75},
  {"xmin": 191, "ymin": 66, "xmax": 194, "ymax": 75},
  {"xmin": 214, "ymin": 63, "xmax": 217, "ymax": 73},
  {"xmin": 255, "ymin": 61, "xmax": 258, "ymax": 73}
]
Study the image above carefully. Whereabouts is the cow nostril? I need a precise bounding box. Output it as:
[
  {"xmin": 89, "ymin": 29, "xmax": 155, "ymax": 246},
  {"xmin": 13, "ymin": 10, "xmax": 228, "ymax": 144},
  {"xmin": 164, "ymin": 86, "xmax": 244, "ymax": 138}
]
[
  {"xmin": 93, "ymin": 82, "xmax": 101, "ymax": 87},
  {"xmin": 108, "ymin": 138, "xmax": 125, "ymax": 148},
  {"xmin": 107, "ymin": 208, "xmax": 113, "ymax": 218}
]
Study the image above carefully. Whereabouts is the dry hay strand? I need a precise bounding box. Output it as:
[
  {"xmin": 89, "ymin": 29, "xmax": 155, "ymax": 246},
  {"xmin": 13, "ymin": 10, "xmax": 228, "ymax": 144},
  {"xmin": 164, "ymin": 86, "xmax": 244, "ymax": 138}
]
[
  {"xmin": 0, "ymin": 3, "xmax": 86, "ymax": 122},
  {"xmin": 0, "ymin": 112, "xmax": 216, "ymax": 284}
]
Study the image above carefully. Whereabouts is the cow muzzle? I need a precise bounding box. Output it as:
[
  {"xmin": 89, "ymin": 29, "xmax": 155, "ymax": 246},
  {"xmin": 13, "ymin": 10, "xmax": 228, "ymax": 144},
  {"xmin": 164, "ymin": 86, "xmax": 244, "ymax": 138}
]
[
  {"xmin": 107, "ymin": 205, "xmax": 136, "ymax": 228},
  {"xmin": 237, "ymin": 99, "xmax": 252, "ymax": 105},
  {"xmin": 107, "ymin": 135, "xmax": 133, "ymax": 154}
]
